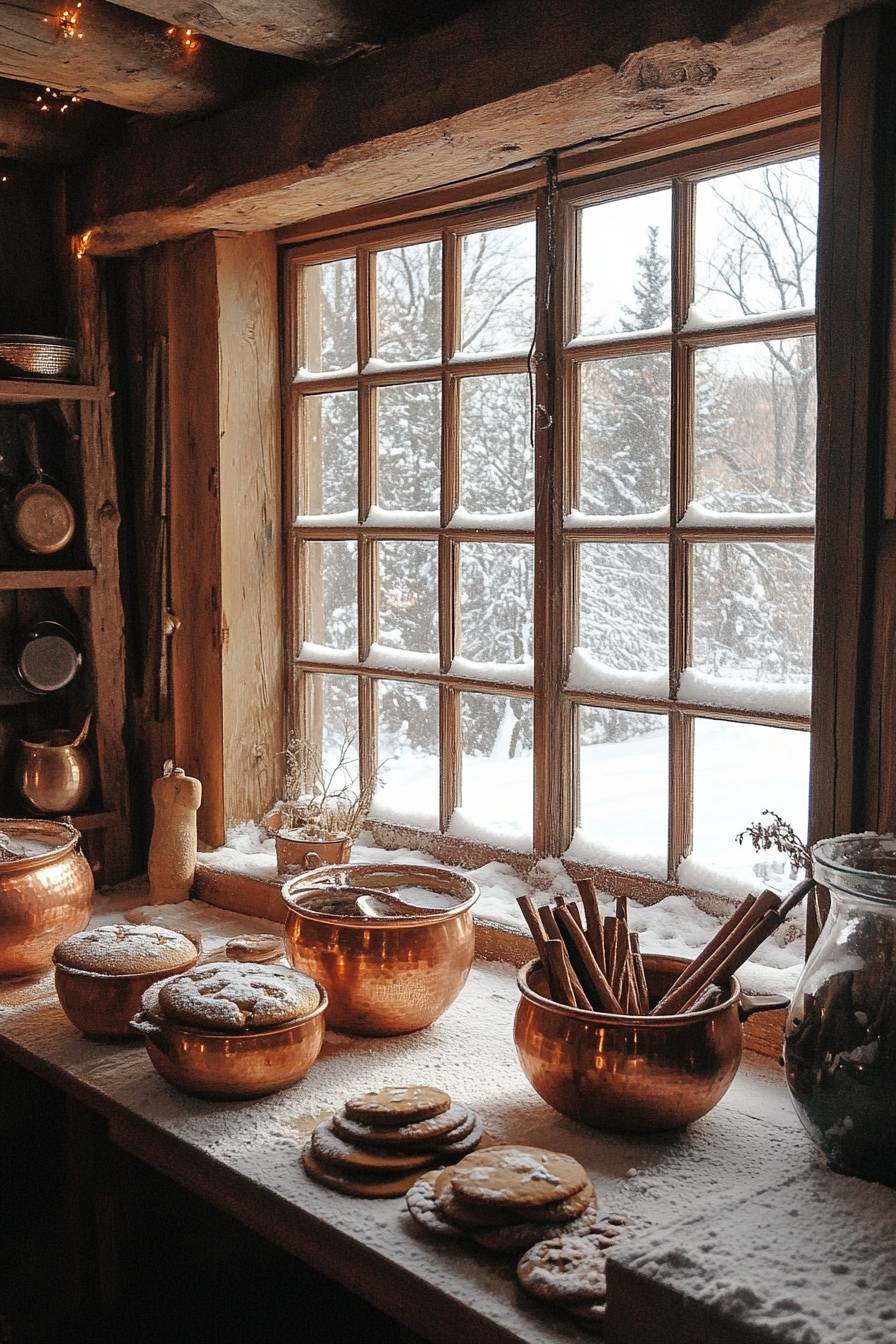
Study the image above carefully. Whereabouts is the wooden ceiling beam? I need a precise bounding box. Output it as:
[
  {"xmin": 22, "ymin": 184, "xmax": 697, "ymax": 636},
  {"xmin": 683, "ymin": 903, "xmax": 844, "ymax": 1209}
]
[
  {"xmin": 0, "ymin": 0, "xmax": 292, "ymax": 114},
  {"xmin": 104, "ymin": 0, "xmax": 475, "ymax": 62},
  {"xmin": 69, "ymin": 0, "xmax": 863, "ymax": 253}
]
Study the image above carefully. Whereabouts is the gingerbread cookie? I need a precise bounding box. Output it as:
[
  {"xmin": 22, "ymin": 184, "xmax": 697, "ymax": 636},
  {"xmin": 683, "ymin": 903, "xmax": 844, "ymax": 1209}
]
[
  {"xmin": 472, "ymin": 1203, "xmax": 599, "ymax": 1253},
  {"xmin": 345, "ymin": 1086, "xmax": 451, "ymax": 1126},
  {"xmin": 438, "ymin": 1178, "xmax": 596, "ymax": 1231},
  {"xmin": 450, "ymin": 1146, "xmax": 588, "ymax": 1209},
  {"xmin": 158, "ymin": 962, "xmax": 319, "ymax": 1030},
  {"xmin": 301, "ymin": 1147, "xmax": 421, "ymax": 1199},
  {"xmin": 517, "ymin": 1234, "xmax": 609, "ymax": 1305},
  {"xmin": 435, "ymin": 1123, "xmax": 484, "ymax": 1159},
  {"xmin": 310, "ymin": 1119, "xmax": 432, "ymax": 1175},
  {"xmin": 405, "ymin": 1173, "xmax": 466, "ymax": 1239},
  {"xmin": 332, "ymin": 1103, "xmax": 472, "ymax": 1149}
]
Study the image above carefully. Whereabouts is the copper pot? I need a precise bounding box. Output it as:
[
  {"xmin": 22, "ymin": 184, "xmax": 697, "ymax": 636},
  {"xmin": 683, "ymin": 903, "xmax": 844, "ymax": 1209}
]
[
  {"xmin": 16, "ymin": 713, "xmax": 92, "ymax": 815},
  {"xmin": 281, "ymin": 863, "xmax": 478, "ymax": 1035},
  {"xmin": 514, "ymin": 955, "xmax": 789, "ymax": 1132},
  {"xmin": 53, "ymin": 950, "xmax": 199, "ymax": 1039},
  {"xmin": 275, "ymin": 831, "xmax": 351, "ymax": 875},
  {"xmin": 130, "ymin": 985, "xmax": 328, "ymax": 1100},
  {"xmin": 0, "ymin": 818, "xmax": 93, "ymax": 977}
]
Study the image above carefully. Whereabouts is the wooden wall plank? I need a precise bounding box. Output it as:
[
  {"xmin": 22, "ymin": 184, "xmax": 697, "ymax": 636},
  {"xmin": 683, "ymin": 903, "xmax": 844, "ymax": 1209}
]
[
  {"xmin": 215, "ymin": 233, "xmax": 284, "ymax": 828},
  {"xmin": 167, "ymin": 233, "xmax": 225, "ymax": 847}
]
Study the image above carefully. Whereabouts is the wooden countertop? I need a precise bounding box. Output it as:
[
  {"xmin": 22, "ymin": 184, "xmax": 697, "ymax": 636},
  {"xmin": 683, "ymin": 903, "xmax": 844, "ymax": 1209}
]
[{"xmin": 0, "ymin": 894, "xmax": 841, "ymax": 1344}]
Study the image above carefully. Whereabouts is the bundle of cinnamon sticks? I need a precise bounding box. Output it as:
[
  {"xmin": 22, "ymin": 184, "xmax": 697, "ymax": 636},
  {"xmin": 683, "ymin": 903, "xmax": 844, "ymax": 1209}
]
[{"xmin": 518, "ymin": 876, "xmax": 814, "ymax": 1018}]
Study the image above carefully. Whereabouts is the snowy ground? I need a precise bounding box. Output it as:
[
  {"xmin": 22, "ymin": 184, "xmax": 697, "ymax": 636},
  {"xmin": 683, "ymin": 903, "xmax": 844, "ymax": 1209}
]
[{"xmin": 205, "ymin": 822, "xmax": 805, "ymax": 998}]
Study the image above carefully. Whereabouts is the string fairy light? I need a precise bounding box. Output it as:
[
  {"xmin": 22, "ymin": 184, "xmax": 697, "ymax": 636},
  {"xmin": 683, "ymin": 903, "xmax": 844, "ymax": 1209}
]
[
  {"xmin": 35, "ymin": 85, "xmax": 81, "ymax": 112},
  {"xmin": 165, "ymin": 24, "xmax": 200, "ymax": 53},
  {"xmin": 42, "ymin": 1, "xmax": 83, "ymax": 40}
]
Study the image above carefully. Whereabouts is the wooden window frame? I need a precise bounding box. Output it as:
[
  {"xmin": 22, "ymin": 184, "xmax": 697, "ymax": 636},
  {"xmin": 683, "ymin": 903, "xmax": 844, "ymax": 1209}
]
[{"xmin": 280, "ymin": 117, "xmax": 819, "ymax": 900}]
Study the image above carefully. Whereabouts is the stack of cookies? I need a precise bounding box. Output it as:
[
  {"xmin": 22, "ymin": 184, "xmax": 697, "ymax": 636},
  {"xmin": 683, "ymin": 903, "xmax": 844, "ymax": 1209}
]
[
  {"xmin": 302, "ymin": 1086, "xmax": 484, "ymax": 1198},
  {"xmin": 405, "ymin": 1145, "xmax": 600, "ymax": 1252},
  {"xmin": 516, "ymin": 1219, "xmax": 636, "ymax": 1333}
]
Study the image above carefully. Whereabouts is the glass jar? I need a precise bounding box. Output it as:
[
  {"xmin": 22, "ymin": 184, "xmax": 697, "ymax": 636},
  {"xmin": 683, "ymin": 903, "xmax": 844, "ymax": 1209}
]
[{"xmin": 784, "ymin": 833, "xmax": 896, "ymax": 1186}]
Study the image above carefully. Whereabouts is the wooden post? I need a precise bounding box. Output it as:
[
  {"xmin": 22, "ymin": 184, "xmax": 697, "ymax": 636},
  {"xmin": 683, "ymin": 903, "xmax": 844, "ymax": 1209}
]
[{"xmin": 811, "ymin": 4, "xmax": 896, "ymax": 941}]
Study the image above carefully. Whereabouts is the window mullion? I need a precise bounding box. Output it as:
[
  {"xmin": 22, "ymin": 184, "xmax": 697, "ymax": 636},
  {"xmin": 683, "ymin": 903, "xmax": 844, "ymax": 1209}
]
[
  {"xmin": 668, "ymin": 177, "xmax": 696, "ymax": 880},
  {"xmin": 440, "ymin": 230, "xmax": 462, "ymax": 830},
  {"xmin": 534, "ymin": 171, "xmax": 574, "ymax": 856},
  {"xmin": 355, "ymin": 247, "xmax": 378, "ymax": 795}
]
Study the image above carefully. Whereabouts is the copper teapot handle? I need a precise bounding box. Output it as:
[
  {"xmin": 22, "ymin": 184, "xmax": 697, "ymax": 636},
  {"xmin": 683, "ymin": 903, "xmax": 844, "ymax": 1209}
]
[
  {"xmin": 738, "ymin": 993, "xmax": 791, "ymax": 1021},
  {"xmin": 71, "ymin": 711, "xmax": 92, "ymax": 748}
]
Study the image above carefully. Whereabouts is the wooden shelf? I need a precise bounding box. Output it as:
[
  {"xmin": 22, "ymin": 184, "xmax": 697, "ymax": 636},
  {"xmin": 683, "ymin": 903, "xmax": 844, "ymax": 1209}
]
[
  {"xmin": 0, "ymin": 379, "xmax": 102, "ymax": 403},
  {"xmin": 0, "ymin": 569, "xmax": 96, "ymax": 590},
  {"xmin": 70, "ymin": 810, "xmax": 118, "ymax": 831}
]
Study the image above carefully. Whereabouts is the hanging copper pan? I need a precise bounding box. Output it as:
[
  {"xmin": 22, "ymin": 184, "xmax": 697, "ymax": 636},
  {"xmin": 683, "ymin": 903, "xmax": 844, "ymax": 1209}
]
[{"xmin": 8, "ymin": 412, "xmax": 75, "ymax": 555}]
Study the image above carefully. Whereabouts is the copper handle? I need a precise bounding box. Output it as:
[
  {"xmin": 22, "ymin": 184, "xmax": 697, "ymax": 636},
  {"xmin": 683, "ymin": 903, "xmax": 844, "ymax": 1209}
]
[
  {"xmin": 129, "ymin": 1013, "xmax": 170, "ymax": 1052},
  {"xmin": 302, "ymin": 850, "xmax": 325, "ymax": 870}
]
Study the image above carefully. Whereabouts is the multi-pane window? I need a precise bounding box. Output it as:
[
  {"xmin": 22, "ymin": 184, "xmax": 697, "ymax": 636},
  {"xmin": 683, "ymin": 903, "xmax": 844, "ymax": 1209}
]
[{"xmin": 283, "ymin": 138, "xmax": 818, "ymax": 895}]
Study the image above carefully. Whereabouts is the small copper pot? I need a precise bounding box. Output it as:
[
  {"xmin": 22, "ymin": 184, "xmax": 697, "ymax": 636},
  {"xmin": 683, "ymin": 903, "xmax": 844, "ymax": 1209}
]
[
  {"xmin": 275, "ymin": 831, "xmax": 351, "ymax": 875},
  {"xmin": 281, "ymin": 863, "xmax": 478, "ymax": 1036},
  {"xmin": 0, "ymin": 818, "xmax": 93, "ymax": 977},
  {"xmin": 16, "ymin": 714, "xmax": 92, "ymax": 815},
  {"xmin": 53, "ymin": 948, "xmax": 199, "ymax": 1039},
  {"xmin": 130, "ymin": 984, "xmax": 328, "ymax": 1100},
  {"xmin": 514, "ymin": 955, "xmax": 788, "ymax": 1132}
]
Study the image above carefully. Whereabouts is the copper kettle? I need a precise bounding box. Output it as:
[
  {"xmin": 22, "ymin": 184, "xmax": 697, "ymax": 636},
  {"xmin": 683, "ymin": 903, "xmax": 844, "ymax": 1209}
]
[{"xmin": 16, "ymin": 712, "xmax": 93, "ymax": 815}]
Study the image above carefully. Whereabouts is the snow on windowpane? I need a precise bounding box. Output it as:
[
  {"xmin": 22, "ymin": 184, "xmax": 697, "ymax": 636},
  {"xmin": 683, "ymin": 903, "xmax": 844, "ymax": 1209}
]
[
  {"xmin": 371, "ymin": 680, "xmax": 439, "ymax": 829},
  {"xmin": 377, "ymin": 382, "xmax": 441, "ymax": 513},
  {"xmin": 580, "ymin": 353, "xmax": 670, "ymax": 515},
  {"xmin": 690, "ymin": 718, "xmax": 810, "ymax": 892},
  {"xmin": 375, "ymin": 241, "xmax": 441, "ymax": 363},
  {"xmin": 570, "ymin": 708, "xmax": 668, "ymax": 878},
  {"xmin": 695, "ymin": 338, "xmax": 816, "ymax": 514},
  {"xmin": 305, "ymin": 540, "xmax": 357, "ymax": 652},
  {"xmin": 302, "ymin": 257, "xmax": 356, "ymax": 374},
  {"xmin": 579, "ymin": 543, "xmax": 668, "ymax": 676},
  {"xmin": 579, "ymin": 189, "xmax": 671, "ymax": 338},
  {"xmin": 379, "ymin": 541, "xmax": 438, "ymax": 656},
  {"xmin": 692, "ymin": 541, "xmax": 813, "ymax": 685},
  {"xmin": 460, "ymin": 543, "xmax": 533, "ymax": 666},
  {"xmin": 694, "ymin": 156, "xmax": 818, "ymax": 322},
  {"xmin": 306, "ymin": 674, "xmax": 359, "ymax": 794},
  {"xmin": 452, "ymin": 693, "xmax": 533, "ymax": 851},
  {"xmin": 461, "ymin": 221, "xmax": 536, "ymax": 355},
  {"xmin": 302, "ymin": 391, "xmax": 357, "ymax": 515},
  {"xmin": 460, "ymin": 373, "xmax": 533, "ymax": 514}
]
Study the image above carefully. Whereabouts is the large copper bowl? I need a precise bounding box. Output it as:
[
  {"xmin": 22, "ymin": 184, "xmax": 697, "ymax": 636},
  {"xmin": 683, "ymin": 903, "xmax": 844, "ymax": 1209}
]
[
  {"xmin": 53, "ymin": 949, "xmax": 199, "ymax": 1038},
  {"xmin": 130, "ymin": 984, "xmax": 328, "ymax": 1100},
  {"xmin": 515, "ymin": 954, "xmax": 787, "ymax": 1132},
  {"xmin": 0, "ymin": 818, "xmax": 93, "ymax": 977},
  {"xmin": 281, "ymin": 863, "xmax": 478, "ymax": 1035}
]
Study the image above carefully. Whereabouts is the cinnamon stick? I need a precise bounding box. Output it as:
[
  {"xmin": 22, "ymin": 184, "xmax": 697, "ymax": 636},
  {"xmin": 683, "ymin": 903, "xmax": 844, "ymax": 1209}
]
[
  {"xmin": 677, "ymin": 905, "xmax": 788, "ymax": 1012},
  {"xmin": 611, "ymin": 918, "xmax": 628, "ymax": 1000},
  {"xmin": 630, "ymin": 932, "xmax": 649, "ymax": 1014},
  {"xmin": 543, "ymin": 939, "xmax": 577, "ymax": 1007},
  {"xmin": 516, "ymin": 895, "xmax": 549, "ymax": 963},
  {"xmin": 575, "ymin": 878, "xmax": 606, "ymax": 972},
  {"xmin": 554, "ymin": 905, "xmax": 624, "ymax": 1014},
  {"xmin": 650, "ymin": 891, "xmax": 780, "ymax": 1016},
  {"xmin": 603, "ymin": 916, "xmax": 617, "ymax": 986}
]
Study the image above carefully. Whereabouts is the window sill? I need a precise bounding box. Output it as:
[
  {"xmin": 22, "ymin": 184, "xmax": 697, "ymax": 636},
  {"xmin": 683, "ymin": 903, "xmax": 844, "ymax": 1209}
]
[{"xmin": 192, "ymin": 856, "xmax": 786, "ymax": 1059}]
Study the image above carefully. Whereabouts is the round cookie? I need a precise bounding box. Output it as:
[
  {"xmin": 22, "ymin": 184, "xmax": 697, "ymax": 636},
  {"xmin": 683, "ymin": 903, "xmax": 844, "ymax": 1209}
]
[
  {"xmin": 310, "ymin": 1119, "xmax": 432, "ymax": 1175},
  {"xmin": 517, "ymin": 1234, "xmax": 609, "ymax": 1305},
  {"xmin": 434, "ymin": 1122, "xmax": 483, "ymax": 1159},
  {"xmin": 405, "ymin": 1173, "xmax": 466, "ymax": 1239},
  {"xmin": 450, "ymin": 1146, "xmax": 588, "ymax": 1210},
  {"xmin": 225, "ymin": 934, "xmax": 284, "ymax": 963},
  {"xmin": 345, "ymin": 1086, "xmax": 451, "ymax": 1127},
  {"xmin": 54, "ymin": 924, "xmax": 197, "ymax": 975},
  {"xmin": 472, "ymin": 1204, "xmax": 599, "ymax": 1253},
  {"xmin": 332, "ymin": 1104, "xmax": 472, "ymax": 1150},
  {"xmin": 301, "ymin": 1147, "xmax": 421, "ymax": 1199},
  {"xmin": 158, "ymin": 961, "xmax": 319, "ymax": 1031},
  {"xmin": 438, "ymin": 1177, "xmax": 596, "ymax": 1230}
]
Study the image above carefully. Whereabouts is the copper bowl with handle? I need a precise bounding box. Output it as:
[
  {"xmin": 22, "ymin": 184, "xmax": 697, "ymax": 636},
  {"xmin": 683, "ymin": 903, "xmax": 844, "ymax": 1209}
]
[
  {"xmin": 281, "ymin": 863, "xmax": 478, "ymax": 1036},
  {"xmin": 130, "ymin": 983, "xmax": 328, "ymax": 1100},
  {"xmin": 514, "ymin": 954, "xmax": 789, "ymax": 1132}
]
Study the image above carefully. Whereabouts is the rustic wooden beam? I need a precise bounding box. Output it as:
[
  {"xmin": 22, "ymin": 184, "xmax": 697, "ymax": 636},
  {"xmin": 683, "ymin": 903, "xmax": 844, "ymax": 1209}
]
[
  {"xmin": 104, "ymin": 0, "xmax": 476, "ymax": 62},
  {"xmin": 69, "ymin": 0, "xmax": 860, "ymax": 253},
  {"xmin": 810, "ymin": 4, "xmax": 896, "ymax": 942},
  {"xmin": 0, "ymin": 0, "xmax": 285, "ymax": 115}
]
